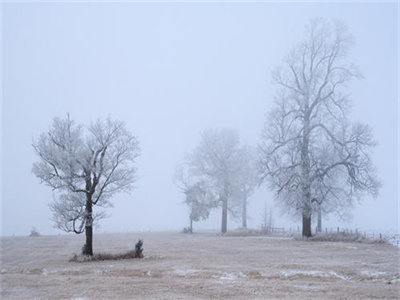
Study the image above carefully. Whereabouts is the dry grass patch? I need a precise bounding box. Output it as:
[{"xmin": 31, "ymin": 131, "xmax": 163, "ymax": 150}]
[
  {"xmin": 305, "ymin": 232, "xmax": 388, "ymax": 244},
  {"xmin": 70, "ymin": 250, "xmax": 143, "ymax": 262},
  {"xmin": 224, "ymin": 229, "xmax": 266, "ymax": 237},
  {"xmin": 70, "ymin": 239, "xmax": 144, "ymax": 262}
]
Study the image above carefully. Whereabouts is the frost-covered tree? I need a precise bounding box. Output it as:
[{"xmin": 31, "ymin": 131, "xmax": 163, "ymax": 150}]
[
  {"xmin": 185, "ymin": 182, "xmax": 214, "ymax": 232},
  {"xmin": 32, "ymin": 115, "xmax": 140, "ymax": 255},
  {"xmin": 258, "ymin": 19, "xmax": 380, "ymax": 237},
  {"xmin": 174, "ymin": 166, "xmax": 216, "ymax": 232},
  {"xmin": 234, "ymin": 146, "xmax": 259, "ymax": 229},
  {"xmin": 187, "ymin": 129, "xmax": 244, "ymax": 233},
  {"xmin": 176, "ymin": 130, "xmax": 259, "ymax": 233}
]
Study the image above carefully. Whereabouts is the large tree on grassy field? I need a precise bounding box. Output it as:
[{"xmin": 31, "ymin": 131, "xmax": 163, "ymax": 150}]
[
  {"xmin": 258, "ymin": 19, "xmax": 380, "ymax": 237},
  {"xmin": 32, "ymin": 115, "xmax": 140, "ymax": 255}
]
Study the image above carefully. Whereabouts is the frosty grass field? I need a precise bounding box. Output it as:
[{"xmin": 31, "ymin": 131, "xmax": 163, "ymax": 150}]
[{"xmin": 1, "ymin": 231, "xmax": 399, "ymax": 299}]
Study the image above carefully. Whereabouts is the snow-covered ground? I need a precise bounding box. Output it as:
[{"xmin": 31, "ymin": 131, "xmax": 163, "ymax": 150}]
[{"xmin": 1, "ymin": 232, "xmax": 399, "ymax": 299}]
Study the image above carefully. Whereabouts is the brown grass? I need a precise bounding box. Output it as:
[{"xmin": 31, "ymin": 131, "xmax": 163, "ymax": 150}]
[
  {"xmin": 69, "ymin": 250, "xmax": 143, "ymax": 262},
  {"xmin": 2, "ymin": 232, "xmax": 399, "ymax": 299},
  {"xmin": 305, "ymin": 232, "xmax": 388, "ymax": 244},
  {"xmin": 224, "ymin": 229, "xmax": 266, "ymax": 237},
  {"xmin": 224, "ymin": 228, "xmax": 292, "ymax": 237}
]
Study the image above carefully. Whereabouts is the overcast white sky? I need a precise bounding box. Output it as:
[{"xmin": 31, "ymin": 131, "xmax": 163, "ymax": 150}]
[{"xmin": 1, "ymin": 1, "xmax": 398, "ymax": 236}]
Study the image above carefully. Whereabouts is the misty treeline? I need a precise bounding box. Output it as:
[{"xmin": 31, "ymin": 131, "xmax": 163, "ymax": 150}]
[
  {"xmin": 32, "ymin": 18, "xmax": 380, "ymax": 256},
  {"xmin": 174, "ymin": 129, "xmax": 258, "ymax": 234},
  {"xmin": 175, "ymin": 19, "xmax": 380, "ymax": 237}
]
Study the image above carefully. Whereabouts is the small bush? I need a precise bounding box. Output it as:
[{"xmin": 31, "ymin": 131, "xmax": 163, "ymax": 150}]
[
  {"xmin": 182, "ymin": 227, "xmax": 192, "ymax": 234},
  {"xmin": 29, "ymin": 227, "xmax": 40, "ymax": 237},
  {"xmin": 135, "ymin": 239, "xmax": 144, "ymax": 258}
]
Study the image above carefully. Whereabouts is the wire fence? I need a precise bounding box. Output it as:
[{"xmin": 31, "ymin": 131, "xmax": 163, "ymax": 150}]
[{"xmin": 259, "ymin": 225, "xmax": 400, "ymax": 246}]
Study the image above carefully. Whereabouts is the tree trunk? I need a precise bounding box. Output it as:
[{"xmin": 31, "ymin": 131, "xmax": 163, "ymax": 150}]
[
  {"xmin": 300, "ymin": 110, "xmax": 312, "ymax": 238},
  {"xmin": 189, "ymin": 217, "xmax": 193, "ymax": 233},
  {"xmin": 317, "ymin": 204, "xmax": 322, "ymax": 233},
  {"xmin": 242, "ymin": 198, "xmax": 247, "ymax": 229},
  {"xmin": 221, "ymin": 197, "xmax": 228, "ymax": 234},
  {"xmin": 302, "ymin": 213, "xmax": 312, "ymax": 238},
  {"xmin": 83, "ymin": 194, "xmax": 93, "ymax": 256}
]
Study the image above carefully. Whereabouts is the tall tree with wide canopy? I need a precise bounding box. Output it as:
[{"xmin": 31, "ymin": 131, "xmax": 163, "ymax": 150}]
[
  {"xmin": 259, "ymin": 19, "xmax": 380, "ymax": 237},
  {"xmin": 33, "ymin": 115, "xmax": 140, "ymax": 255}
]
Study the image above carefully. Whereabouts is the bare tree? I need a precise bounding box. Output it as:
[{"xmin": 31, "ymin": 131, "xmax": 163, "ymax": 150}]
[
  {"xmin": 310, "ymin": 149, "xmax": 361, "ymax": 232},
  {"xmin": 258, "ymin": 19, "xmax": 380, "ymax": 237},
  {"xmin": 187, "ymin": 129, "xmax": 244, "ymax": 233},
  {"xmin": 32, "ymin": 115, "xmax": 140, "ymax": 255}
]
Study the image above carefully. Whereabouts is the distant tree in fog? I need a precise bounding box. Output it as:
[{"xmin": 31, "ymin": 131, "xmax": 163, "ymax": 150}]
[
  {"xmin": 260, "ymin": 201, "xmax": 274, "ymax": 233},
  {"xmin": 184, "ymin": 182, "xmax": 215, "ymax": 233},
  {"xmin": 234, "ymin": 146, "xmax": 259, "ymax": 229},
  {"xmin": 174, "ymin": 166, "xmax": 216, "ymax": 233},
  {"xmin": 180, "ymin": 129, "xmax": 248, "ymax": 233},
  {"xmin": 32, "ymin": 115, "xmax": 140, "ymax": 255},
  {"xmin": 258, "ymin": 19, "xmax": 380, "ymax": 237}
]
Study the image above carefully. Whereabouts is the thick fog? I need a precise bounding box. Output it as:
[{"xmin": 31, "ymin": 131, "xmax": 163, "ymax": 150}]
[{"xmin": 1, "ymin": 2, "xmax": 397, "ymax": 236}]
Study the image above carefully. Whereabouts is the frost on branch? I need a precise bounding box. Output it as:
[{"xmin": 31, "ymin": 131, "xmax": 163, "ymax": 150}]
[{"xmin": 49, "ymin": 193, "xmax": 107, "ymax": 234}]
